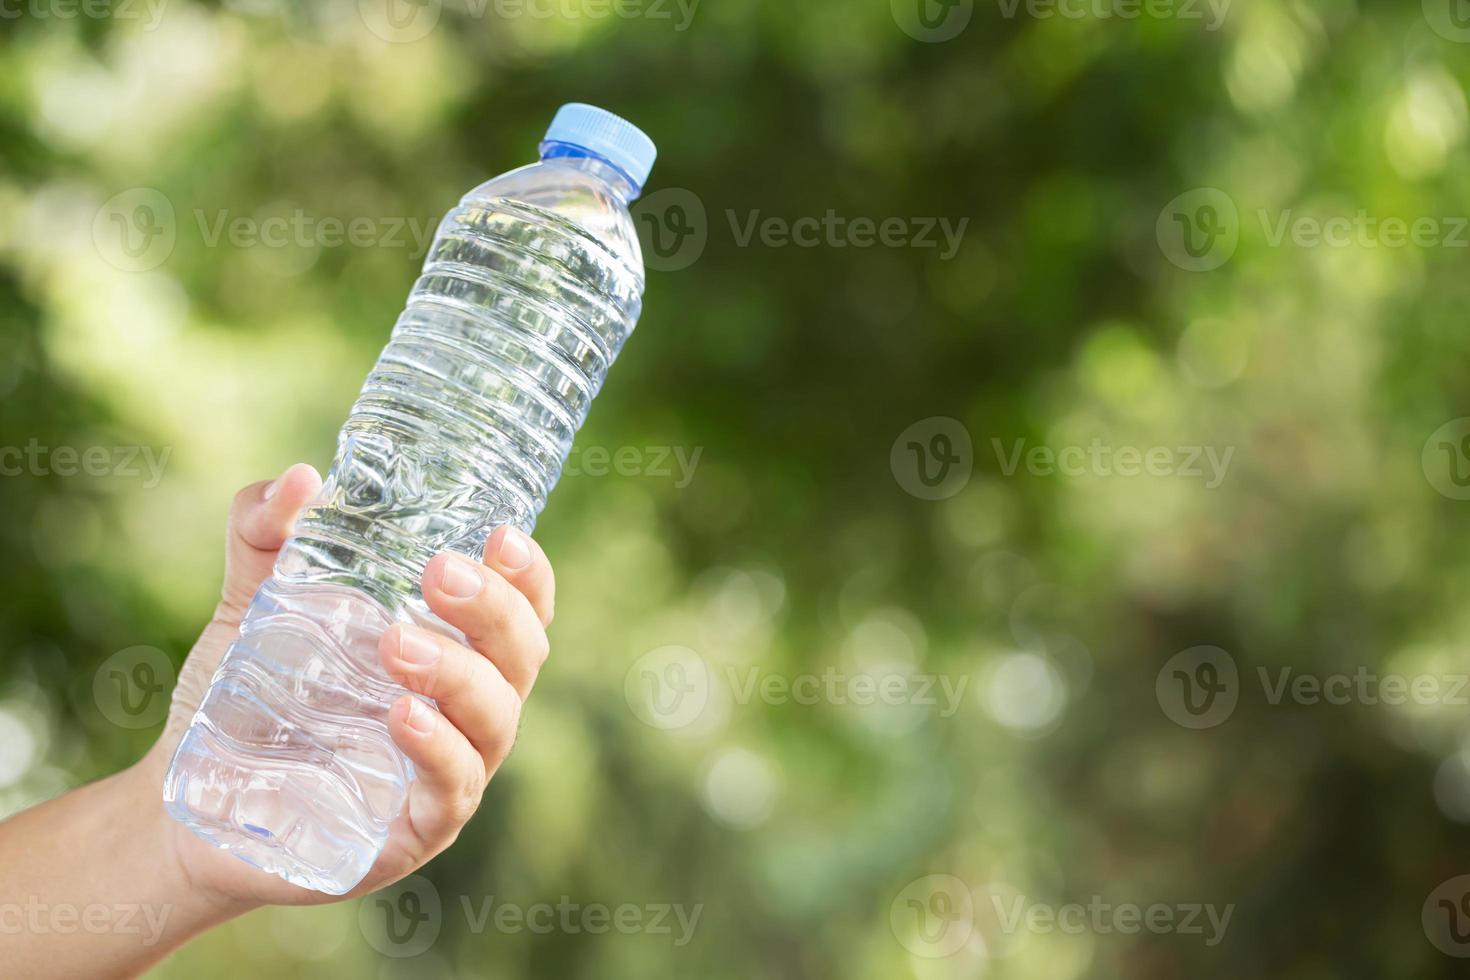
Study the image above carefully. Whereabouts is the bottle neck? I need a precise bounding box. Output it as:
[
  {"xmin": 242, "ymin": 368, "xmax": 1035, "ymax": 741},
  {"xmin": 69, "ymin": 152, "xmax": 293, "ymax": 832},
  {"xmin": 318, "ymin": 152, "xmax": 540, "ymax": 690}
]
[{"xmin": 537, "ymin": 142, "xmax": 640, "ymax": 203}]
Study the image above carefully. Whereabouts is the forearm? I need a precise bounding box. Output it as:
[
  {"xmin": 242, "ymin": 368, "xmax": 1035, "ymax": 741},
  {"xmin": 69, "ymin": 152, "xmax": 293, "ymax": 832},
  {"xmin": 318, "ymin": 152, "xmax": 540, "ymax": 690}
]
[{"xmin": 0, "ymin": 747, "xmax": 253, "ymax": 978}]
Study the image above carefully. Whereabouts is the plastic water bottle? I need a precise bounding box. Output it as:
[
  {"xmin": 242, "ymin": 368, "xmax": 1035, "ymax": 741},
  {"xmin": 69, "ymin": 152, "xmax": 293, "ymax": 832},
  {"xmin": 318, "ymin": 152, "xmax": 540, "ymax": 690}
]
[{"xmin": 162, "ymin": 104, "xmax": 656, "ymax": 894}]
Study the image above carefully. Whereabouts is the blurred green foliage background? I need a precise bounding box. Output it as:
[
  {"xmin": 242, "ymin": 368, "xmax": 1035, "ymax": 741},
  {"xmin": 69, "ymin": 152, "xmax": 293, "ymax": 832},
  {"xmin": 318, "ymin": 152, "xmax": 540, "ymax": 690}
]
[{"xmin": 5, "ymin": 0, "xmax": 1470, "ymax": 976}]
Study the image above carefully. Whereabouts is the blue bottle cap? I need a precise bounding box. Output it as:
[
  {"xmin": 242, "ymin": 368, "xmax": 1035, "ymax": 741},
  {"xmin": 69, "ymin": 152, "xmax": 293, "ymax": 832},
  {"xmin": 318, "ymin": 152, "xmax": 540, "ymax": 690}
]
[{"xmin": 541, "ymin": 103, "xmax": 657, "ymax": 192}]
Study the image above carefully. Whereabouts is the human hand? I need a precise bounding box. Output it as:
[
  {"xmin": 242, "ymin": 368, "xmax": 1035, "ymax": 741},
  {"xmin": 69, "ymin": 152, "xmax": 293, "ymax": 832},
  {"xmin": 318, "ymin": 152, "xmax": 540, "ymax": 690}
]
[{"xmin": 136, "ymin": 462, "xmax": 555, "ymax": 912}]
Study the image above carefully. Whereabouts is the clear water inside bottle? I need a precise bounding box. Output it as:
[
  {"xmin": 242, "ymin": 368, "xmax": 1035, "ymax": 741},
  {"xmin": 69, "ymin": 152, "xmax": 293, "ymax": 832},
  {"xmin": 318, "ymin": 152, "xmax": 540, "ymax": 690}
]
[{"xmin": 163, "ymin": 151, "xmax": 645, "ymax": 894}]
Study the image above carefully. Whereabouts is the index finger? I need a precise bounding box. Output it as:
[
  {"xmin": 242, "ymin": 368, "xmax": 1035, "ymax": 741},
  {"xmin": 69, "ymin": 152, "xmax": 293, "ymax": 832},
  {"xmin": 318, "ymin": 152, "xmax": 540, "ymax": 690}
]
[{"xmin": 482, "ymin": 526, "xmax": 555, "ymax": 627}]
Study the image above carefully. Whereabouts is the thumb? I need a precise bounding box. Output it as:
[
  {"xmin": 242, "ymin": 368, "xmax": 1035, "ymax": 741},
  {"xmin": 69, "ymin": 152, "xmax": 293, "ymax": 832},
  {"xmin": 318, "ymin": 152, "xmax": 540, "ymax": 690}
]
[{"xmin": 218, "ymin": 462, "xmax": 323, "ymax": 619}]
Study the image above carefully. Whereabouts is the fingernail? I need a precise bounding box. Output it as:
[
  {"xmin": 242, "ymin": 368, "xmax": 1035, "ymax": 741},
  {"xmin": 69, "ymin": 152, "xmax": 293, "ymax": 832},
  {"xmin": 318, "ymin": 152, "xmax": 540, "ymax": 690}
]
[
  {"xmin": 263, "ymin": 477, "xmax": 281, "ymax": 501},
  {"xmin": 440, "ymin": 555, "xmax": 483, "ymax": 598},
  {"xmin": 406, "ymin": 698, "xmax": 436, "ymax": 734},
  {"xmin": 397, "ymin": 629, "xmax": 440, "ymax": 666},
  {"xmin": 497, "ymin": 528, "xmax": 533, "ymax": 570}
]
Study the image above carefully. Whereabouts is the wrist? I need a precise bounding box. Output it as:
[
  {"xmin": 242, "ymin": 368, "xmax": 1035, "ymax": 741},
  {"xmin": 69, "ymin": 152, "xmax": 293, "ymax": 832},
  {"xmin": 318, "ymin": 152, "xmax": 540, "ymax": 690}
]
[{"xmin": 0, "ymin": 741, "xmax": 261, "ymax": 978}]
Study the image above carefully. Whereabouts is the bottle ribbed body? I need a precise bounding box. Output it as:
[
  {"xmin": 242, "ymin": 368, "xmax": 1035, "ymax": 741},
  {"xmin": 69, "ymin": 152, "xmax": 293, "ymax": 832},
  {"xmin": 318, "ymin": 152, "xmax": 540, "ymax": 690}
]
[{"xmin": 163, "ymin": 172, "xmax": 643, "ymax": 894}]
